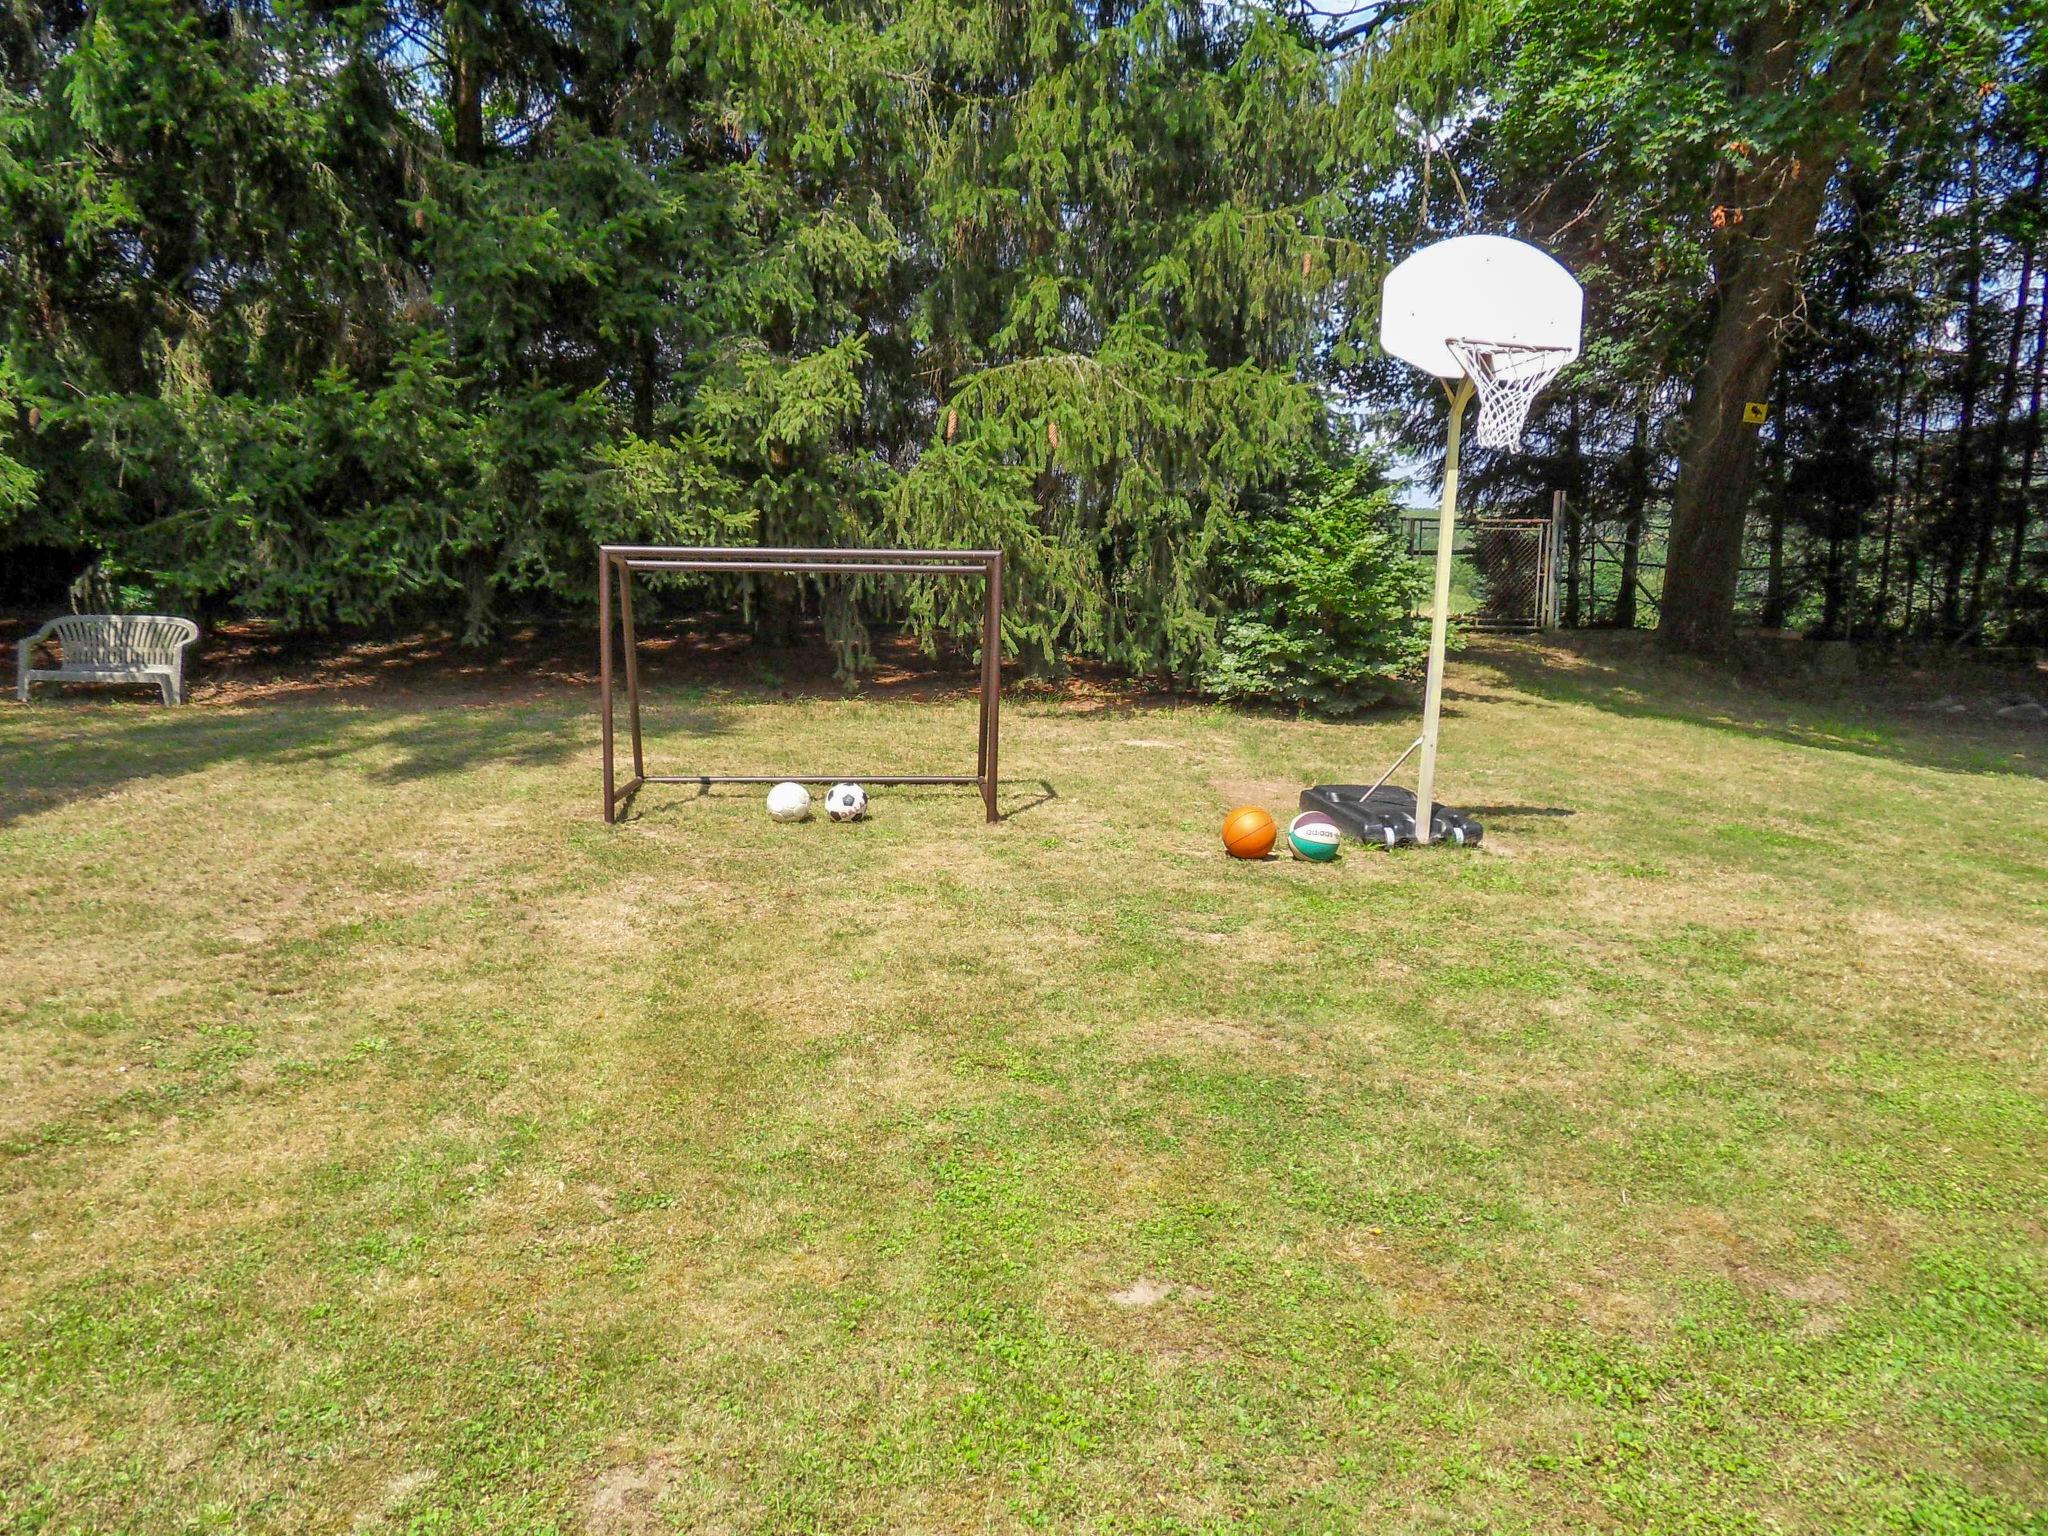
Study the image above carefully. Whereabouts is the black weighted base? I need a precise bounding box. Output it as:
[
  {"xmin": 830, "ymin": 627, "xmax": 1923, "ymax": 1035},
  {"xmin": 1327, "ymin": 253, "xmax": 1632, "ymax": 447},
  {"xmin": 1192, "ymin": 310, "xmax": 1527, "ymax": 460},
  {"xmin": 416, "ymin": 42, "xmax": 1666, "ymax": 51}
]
[{"xmin": 1300, "ymin": 784, "xmax": 1484, "ymax": 848}]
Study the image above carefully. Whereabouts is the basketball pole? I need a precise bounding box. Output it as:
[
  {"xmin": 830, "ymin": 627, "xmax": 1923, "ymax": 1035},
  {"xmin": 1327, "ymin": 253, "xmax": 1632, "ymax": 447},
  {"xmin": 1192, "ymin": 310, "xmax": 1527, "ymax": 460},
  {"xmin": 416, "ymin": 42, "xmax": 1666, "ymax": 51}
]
[{"xmin": 1412, "ymin": 377, "xmax": 1475, "ymax": 845}]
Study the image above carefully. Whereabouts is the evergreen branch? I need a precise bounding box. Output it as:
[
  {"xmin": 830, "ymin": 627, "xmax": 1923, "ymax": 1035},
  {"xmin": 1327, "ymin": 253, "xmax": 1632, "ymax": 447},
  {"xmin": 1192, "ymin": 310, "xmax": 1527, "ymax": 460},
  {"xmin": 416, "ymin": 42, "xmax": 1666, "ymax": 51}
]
[{"xmin": 953, "ymin": 352, "xmax": 1199, "ymax": 402}]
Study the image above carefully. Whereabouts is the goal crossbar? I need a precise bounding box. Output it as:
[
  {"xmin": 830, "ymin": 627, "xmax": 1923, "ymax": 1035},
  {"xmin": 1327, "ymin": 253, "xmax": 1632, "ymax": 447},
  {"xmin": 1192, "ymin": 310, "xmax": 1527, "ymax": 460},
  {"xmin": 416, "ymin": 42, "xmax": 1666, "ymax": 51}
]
[{"xmin": 598, "ymin": 545, "xmax": 1004, "ymax": 823}]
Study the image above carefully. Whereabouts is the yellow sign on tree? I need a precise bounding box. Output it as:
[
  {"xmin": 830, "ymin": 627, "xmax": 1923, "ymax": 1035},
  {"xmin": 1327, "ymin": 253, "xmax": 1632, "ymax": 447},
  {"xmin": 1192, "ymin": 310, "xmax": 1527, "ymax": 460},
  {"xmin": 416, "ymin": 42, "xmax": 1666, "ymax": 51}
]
[{"xmin": 1743, "ymin": 401, "xmax": 1770, "ymax": 425}]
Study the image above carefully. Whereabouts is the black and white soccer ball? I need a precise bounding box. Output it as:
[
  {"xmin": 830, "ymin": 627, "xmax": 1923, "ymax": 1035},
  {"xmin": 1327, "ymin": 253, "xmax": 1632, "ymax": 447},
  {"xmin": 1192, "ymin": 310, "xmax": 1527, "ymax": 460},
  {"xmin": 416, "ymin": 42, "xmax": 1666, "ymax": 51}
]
[{"xmin": 824, "ymin": 782, "xmax": 867, "ymax": 822}]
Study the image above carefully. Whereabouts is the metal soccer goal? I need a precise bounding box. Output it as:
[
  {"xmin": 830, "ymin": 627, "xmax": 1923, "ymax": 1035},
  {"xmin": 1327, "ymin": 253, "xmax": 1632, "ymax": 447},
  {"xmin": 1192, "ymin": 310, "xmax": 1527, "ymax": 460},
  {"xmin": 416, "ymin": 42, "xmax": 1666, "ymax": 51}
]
[{"xmin": 597, "ymin": 545, "xmax": 1004, "ymax": 823}]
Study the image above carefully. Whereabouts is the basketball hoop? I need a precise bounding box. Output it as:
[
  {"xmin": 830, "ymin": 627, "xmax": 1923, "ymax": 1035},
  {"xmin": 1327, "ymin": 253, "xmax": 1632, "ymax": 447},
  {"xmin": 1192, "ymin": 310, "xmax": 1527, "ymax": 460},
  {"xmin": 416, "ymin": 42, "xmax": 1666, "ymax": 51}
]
[
  {"xmin": 1334, "ymin": 235, "xmax": 1586, "ymax": 846},
  {"xmin": 1445, "ymin": 338, "xmax": 1573, "ymax": 451}
]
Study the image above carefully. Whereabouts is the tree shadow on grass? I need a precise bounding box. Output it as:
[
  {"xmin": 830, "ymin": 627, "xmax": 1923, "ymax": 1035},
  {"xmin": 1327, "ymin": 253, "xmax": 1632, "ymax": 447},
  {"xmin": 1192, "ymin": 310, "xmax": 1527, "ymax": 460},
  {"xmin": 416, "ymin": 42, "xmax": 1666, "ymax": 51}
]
[
  {"xmin": 1469, "ymin": 633, "xmax": 2046, "ymax": 782},
  {"xmin": 0, "ymin": 699, "xmax": 686, "ymax": 829}
]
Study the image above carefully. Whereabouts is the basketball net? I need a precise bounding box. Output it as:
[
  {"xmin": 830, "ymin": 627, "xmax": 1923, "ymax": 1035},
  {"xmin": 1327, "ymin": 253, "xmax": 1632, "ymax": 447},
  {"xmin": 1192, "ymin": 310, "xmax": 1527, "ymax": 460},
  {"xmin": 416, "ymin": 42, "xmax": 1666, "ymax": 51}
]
[{"xmin": 1445, "ymin": 339, "xmax": 1572, "ymax": 450}]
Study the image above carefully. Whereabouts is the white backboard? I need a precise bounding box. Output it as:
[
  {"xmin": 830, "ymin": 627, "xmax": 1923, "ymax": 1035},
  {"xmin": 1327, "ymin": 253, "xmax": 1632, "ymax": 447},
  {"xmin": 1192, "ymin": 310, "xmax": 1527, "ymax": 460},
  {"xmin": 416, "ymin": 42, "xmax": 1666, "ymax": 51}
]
[{"xmin": 1381, "ymin": 235, "xmax": 1584, "ymax": 381}]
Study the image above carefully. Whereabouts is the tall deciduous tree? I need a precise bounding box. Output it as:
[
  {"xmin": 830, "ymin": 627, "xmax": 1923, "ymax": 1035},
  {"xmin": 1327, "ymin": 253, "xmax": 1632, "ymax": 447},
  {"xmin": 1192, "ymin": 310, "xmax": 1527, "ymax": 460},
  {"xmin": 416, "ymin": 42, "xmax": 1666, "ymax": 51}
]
[
  {"xmin": 1657, "ymin": 3, "xmax": 1907, "ymax": 649},
  {"xmin": 1471, "ymin": 0, "xmax": 2008, "ymax": 647}
]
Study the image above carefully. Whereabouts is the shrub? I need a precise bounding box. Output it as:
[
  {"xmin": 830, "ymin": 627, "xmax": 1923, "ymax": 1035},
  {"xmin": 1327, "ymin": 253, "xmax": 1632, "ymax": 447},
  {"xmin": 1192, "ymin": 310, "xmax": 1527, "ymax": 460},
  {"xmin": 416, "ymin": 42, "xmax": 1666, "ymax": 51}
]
[{"xmin": 1201, "ymin": 458, "xmax": 1432, "ymax": 715}]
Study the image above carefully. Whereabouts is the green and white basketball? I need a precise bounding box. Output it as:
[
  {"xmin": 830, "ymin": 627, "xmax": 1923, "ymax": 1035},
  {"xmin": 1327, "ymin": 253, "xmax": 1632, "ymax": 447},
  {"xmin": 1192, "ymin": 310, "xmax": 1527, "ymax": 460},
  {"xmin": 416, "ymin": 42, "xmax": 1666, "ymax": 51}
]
[{"xmin": 1287, "ymin": 810, "xmax": 1343, "ymax": 862}]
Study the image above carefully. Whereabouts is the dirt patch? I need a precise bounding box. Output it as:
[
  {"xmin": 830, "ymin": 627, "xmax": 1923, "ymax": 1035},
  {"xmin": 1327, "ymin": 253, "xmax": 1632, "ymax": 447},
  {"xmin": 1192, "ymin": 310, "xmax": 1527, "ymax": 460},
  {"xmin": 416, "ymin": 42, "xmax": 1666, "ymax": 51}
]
[
  {"xmin": 351, "ymin": 1468, "xmax": 437, "ymax": 1531},
  {"xmin": 1559, "ymin": 1269, "xmax": 1673, "ymax": 1339},
  {"xmin": 586, "ymin": 1456, "xmax": 673, "ymax": 1533},
  {"xmin": 1109, "ymin": 1277, "xmax": 1175, "ymax": 1308}
]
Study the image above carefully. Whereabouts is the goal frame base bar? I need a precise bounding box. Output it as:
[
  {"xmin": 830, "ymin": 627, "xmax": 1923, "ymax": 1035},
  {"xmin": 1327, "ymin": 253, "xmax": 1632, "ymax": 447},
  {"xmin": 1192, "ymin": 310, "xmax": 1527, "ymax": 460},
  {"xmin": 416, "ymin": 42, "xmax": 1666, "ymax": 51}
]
[{"xmin": 599, "ymin": 545, "xmax": 1004, "ymax": 824}]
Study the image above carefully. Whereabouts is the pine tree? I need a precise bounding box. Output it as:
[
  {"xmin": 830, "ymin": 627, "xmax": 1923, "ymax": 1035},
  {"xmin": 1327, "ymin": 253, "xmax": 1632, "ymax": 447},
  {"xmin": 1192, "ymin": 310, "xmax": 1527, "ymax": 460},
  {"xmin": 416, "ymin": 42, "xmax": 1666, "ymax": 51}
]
[
  {"xmin": 6, "ymin": 0, "xmax": 1481, "ymax": 680},
  {"xmin": 667, "ymin": 0, "xmax": 1486, "ymax": 676}
]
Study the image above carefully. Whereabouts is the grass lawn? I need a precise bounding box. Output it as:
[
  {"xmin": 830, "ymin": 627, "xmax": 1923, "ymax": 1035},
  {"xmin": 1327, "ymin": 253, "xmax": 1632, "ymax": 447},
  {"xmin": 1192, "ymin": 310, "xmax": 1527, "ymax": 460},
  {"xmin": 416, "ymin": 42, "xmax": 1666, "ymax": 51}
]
[{"xmin": 2, "ymin": 634, "xmax": 2044, "ymax": 1534}]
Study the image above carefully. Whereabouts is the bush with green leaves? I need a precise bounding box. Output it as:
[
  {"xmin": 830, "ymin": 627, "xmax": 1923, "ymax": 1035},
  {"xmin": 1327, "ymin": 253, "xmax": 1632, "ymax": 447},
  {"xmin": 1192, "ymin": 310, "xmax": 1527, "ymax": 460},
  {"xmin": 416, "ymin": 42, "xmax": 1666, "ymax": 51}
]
[{"xmin": 1201, "ymin": 458, "xmax": 1432, "ymax": 715}]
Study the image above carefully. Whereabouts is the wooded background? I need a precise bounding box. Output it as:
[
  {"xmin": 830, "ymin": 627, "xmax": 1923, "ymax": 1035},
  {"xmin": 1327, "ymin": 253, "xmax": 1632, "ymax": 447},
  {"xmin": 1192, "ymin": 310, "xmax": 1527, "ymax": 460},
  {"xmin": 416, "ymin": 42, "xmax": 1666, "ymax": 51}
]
[{"xmin": 1, "ymin": 0, "xmax": 2039, "ymax": 692}]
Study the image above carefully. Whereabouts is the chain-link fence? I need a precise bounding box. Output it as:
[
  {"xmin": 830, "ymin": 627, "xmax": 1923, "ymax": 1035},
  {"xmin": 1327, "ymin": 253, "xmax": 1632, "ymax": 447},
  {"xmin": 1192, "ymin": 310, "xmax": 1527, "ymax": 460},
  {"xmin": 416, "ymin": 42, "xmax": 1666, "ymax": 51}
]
[{"xmin": 1402, "ymin": 511, "xmax": 1559, "ymax": 631}]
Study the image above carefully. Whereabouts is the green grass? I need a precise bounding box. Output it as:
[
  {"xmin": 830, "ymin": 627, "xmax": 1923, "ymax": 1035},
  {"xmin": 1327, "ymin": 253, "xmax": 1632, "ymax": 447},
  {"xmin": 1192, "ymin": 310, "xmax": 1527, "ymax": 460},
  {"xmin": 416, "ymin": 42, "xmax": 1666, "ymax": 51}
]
[{"xmin": 2, "ymin": 636, "xmax": 2044, "ymax": 1534}]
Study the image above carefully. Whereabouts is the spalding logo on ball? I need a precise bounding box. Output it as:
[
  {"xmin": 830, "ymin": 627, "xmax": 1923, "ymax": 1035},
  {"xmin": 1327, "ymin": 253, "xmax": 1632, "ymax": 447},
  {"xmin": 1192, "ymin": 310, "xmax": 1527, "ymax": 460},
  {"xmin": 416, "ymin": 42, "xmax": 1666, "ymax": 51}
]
[
  {"xmin": 1287, "ymin": 810, "xmax": 1343, "ymax": 861},
  {"xmin": 765, "ymin": 781, "xmax": 811, "ymax": 822},
  {"xmin": 1221, "ymin": 805, "xmax": 1277, "ymax": 859},
  {"xmin": 825, "ymin": 782, "xmax": 867, "ymax": 821}
]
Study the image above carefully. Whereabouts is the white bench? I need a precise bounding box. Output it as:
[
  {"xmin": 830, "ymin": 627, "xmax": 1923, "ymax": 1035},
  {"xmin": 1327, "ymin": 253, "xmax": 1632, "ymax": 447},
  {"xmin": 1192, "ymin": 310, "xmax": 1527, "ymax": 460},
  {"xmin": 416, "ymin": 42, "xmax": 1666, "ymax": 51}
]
[{"xmin": 16, "ymin": 615, "xmax": 200, "ymax": 705}]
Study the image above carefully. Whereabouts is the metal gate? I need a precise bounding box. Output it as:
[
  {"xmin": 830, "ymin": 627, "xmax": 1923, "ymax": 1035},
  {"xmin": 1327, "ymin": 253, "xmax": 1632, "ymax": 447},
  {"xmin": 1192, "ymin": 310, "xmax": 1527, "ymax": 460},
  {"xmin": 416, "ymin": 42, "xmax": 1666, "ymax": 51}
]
[
  {"xmin": 1466, "ymin": 517, "xmax": 1558, "ymax": 630},
  {"xmin": 1403, "ymin": 508, "xmax": 1559, "ymax": 631}
]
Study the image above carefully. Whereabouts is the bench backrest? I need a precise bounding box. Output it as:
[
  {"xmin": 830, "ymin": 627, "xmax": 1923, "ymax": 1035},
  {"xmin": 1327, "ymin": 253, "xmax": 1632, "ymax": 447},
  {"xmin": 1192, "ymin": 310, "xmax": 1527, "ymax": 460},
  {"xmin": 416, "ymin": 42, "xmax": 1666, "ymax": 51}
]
[{"xmin": 45, "ymin": 615, "xmax": 199, "ymax": 668}]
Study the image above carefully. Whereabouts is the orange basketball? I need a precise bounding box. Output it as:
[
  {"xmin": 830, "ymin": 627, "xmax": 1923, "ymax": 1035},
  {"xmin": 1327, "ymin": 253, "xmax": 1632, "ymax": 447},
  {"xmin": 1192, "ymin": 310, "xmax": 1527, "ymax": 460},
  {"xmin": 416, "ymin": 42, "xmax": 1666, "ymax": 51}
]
[{"xmin": 1222, "ymin": 805, "xmax": 1278, "ymax": 860}]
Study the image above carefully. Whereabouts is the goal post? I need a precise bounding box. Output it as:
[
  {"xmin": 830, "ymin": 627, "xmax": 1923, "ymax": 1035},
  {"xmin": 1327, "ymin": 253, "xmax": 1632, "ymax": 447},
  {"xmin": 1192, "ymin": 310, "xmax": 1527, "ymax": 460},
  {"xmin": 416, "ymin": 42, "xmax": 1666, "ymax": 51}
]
[{"xmin": 597, "ymin": 545, "xmax": 1004, "ymax": 823}]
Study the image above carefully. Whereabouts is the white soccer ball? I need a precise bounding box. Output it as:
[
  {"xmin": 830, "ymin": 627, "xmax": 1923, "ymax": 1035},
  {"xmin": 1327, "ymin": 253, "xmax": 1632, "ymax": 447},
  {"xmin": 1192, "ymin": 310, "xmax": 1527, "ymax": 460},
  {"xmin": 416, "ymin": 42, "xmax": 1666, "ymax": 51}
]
[
  {"xmin": 825, "ymin": 782, "xmax": 867, "ymax": 822},
  {"xmin": 765, "ymin": 781, "xmax": 811, "ymax": 822}
]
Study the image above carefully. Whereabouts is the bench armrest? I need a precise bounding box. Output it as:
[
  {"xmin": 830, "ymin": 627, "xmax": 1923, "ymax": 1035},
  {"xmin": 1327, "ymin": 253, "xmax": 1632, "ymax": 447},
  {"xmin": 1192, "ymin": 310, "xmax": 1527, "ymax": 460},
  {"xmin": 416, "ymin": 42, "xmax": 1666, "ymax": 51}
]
[{"xmin": 17, "ymin": 618, "xmax": 62, "ymax": 685}]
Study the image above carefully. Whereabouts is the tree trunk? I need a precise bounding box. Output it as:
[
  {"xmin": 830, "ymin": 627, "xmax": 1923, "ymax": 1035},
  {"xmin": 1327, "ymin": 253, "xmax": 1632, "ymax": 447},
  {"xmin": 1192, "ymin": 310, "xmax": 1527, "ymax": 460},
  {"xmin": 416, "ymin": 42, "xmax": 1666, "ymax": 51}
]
[
  {"xmin": 1565, "ymin": 395, "xmax": 1587, "ymax": 616},
  {"xmin": 1761, "ymin": 372, "xmax": 1792, "ymax": 628},
  {"xmin": 1903, "ymin": 403, "xmax": 1931, "ymax": 636},
  {"xmin": 1821, "ymin": 529, "xmax": 1847, "ymax": 635},
  {"xmin": 1842, "ymin": 522, "xmax": 1862, "ymax": 640},
  {"xmin": 1616, "ymin": 409, "xmax": 1649, "ymax": 628},
  {"xmin": 1875, "ymin": 338, "xmax": 1913, "ymax": 630},
  {"xmin": 1945, "ymin": 112, "xmax": 1988, "ymax": 636},
  {"xmin": 1564, "ymin": 493, "xmax": 1583, "ymax": 627},
  {"xmin": 633, "ymin": 326, "xmax": 657, "ymax": 439},
  {"xmin": 460, "ymin": 555, "xmax": 496, "ymax": 648},
  {"xmin": 449, "ymin": 4, "xmax": 486, "ymax": 167},
  {"xmin": 1875, "ymin": 496, "xmax": 1897, "ymax": 631},
  {"xmin": 1660, "ymin": 170, "xmax": 1833, "ymax": 645},
  {"xmin": 753, "ymin": 577, "xmax": 805, "ymax": 647},
  {"xmin": 1658, "ymin": 8, "xmax": 1900, "ymax": 650}
]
